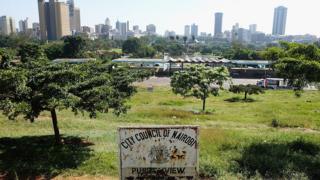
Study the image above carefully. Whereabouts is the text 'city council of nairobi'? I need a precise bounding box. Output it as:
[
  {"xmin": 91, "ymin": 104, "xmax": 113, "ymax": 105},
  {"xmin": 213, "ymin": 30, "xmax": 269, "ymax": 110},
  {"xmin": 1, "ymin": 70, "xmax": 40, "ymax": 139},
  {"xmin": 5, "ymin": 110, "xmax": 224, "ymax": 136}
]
[{"xmin": 120, "ymin": 128, "xmax": 197, "ymax": 149}]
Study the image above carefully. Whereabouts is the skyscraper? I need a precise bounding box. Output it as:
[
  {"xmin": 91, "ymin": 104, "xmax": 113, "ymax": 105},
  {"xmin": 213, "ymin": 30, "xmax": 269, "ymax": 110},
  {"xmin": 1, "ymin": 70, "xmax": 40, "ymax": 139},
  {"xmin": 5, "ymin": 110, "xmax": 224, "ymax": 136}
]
[
  {"xmin": 249, "ymin": 24, "xmax": 257, "ymax": 34},
  {"xmin": 19, "ymin": 18, "xmax": 29, "ymax": 32},
  {"xmin": 146, "ymin": 24, "xmax": 156, "ymax": 35},
  {"xmin": 67, "ymin": 0, "xmax": 81, "ymax": 33},
  {"xmin": 272, "ymin": 6, "xmax": 287, "ymax": 35},
  {"xmin": 105, "ymin": 18, "xmax": 110, "ymax": 26},
  {"xmin": 184, "ymin": 25, "xmax": 190, "ymax": 37},
  {"xmin": 0, "ymin": 16, "xmax": 16, "ymax": 35},
  {"xmin": 38, "ymin": 0, "xmax": 71, "ymax": 40},
  {"xmin": 119, "ymin": 22, "xmax": 127, "ymax": 37},
  {"xmin": 116, "ymin": 20, "xmax": 120, "ymax": 31},
  {"xmin": 191, "ymin": 23, "xmax": 198, "ymax": 37},
  {"xmin": 73, "ymin": 8, "xmax": 81, "ymax": 32},
  {"xmin": 214, "ymin": 12, "xmax": 223, "ymax": 38},
  {"xmin": 133, "ymin": 25, "xmax": 139, "ymax": 33}
]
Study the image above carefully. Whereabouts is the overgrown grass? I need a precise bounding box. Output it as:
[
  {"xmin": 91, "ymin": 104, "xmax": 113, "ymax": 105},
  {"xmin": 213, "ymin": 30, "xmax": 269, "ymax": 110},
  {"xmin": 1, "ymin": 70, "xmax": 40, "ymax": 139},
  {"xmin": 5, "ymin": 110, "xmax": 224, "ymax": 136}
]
[{"xmin": 0, "ymin": 87, "xmax": 320, "ymax": 179}]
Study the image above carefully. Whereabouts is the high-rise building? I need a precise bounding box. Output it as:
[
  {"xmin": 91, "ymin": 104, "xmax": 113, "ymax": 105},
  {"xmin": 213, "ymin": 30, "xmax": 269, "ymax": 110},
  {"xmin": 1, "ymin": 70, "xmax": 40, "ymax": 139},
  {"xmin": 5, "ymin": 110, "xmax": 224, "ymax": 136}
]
[
  {"xmin": 81, "ymin": 26, "xmax": 93, "ymax": 34},
  {"xmin": 272, "ymin": 6, "xmax": 287, "ymax": 35},
  {"xmin": 19, "ymin": 18, "xmax": 29, "ymax": 32},
  {"xmin": 72, "ymin": 8, "xmax": 81, "ymax": 32},
  {"xmin": 0, "ymin": 16, "xmax": 16, "ymax": 35},
  {"xmin": 67, "ymin": 0, "xmax": 81, "ymax": 33},
  {"xmin": 95, "ymin": 24, "xmax": 110, "ymax": 35},
  {"xmin": 231, "ymin": 23, "xmax": 240, "ymax": 41},
  {"xmin": 146, "ymin": 24, "xmax": 156, "ymax": 35},
  {"xmin": 184, "ymin": 25, "xmax": 190, "ymax": 37},
  {"xmin": 119, "ymin": 22, "xmax": 127, "ymax": 37},
  {"xmin": 116, "ymin": 20, "xmax": 120, "ymax": 31},
  {"xmin": 32, "ymin": 22, "xmax": 41, "ymax": 39},
  {"xmin": 214, "ymin": 12, "xmax": 223, "ymax": 38},
  {"xmin": 133, "ymin": 25, "xmax": 139, "ymax": 33},
  {"xmin": 190, "ymin": 23, "xmax": 198, "ymax": 37},
  {"xmin": 55, "ymin": 1, "xmax": 71, "ymax": 39},
  {"xmin": 105, "ymin": 18, "xmax": 110, "ymax": 26},
  {"xmin": 126, "ymin": 21, "xmax": 130, "ymax": 31},
  {"xmin": 164, "ymin": 30, "xmax": 176, "ymax": 37},
  {"xmin": 95, "ymin": 24, "xmax": 104, "ymax": 34},
  {"xmin": 249, "ymin": 24, "xmax": 257, "ymax": 34},
  {"xmin": 38, "ymin": 0, "xmax": 71, "ymax": 40}
]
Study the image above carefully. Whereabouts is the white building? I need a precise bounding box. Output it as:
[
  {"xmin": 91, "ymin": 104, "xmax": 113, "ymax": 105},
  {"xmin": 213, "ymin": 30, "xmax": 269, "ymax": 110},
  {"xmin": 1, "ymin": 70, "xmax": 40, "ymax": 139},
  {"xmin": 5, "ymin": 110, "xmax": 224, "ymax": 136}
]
[
  {"xmin": 0, "ymin": 16, "xmax": 16, "ymax": 35},
  {"xmin": 19, "ymin": 18, "xmax": 29, "ymax": 32},
  {"xmin": 184, "ymin": 25, "xmax": 190, "ymax": 37},
  {"xmin": 146, "ymin": 24, "xmax": 156, "ymax": 35}
]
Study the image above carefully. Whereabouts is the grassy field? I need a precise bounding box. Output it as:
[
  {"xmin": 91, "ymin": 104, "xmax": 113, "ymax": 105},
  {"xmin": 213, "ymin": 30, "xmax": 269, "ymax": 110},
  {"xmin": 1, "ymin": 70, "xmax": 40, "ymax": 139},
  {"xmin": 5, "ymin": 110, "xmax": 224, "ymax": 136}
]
[{"xmin": 0, "ymin": 87, "xmax": 320, "ymax": 179}]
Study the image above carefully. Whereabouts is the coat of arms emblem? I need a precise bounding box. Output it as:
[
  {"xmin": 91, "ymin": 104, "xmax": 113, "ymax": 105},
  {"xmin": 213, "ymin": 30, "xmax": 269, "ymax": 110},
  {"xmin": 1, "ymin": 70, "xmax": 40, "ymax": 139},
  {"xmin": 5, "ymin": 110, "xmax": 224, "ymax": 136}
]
[{"xmin": 149, "ymin": 145, "xmax": 170, "ymax": 164}]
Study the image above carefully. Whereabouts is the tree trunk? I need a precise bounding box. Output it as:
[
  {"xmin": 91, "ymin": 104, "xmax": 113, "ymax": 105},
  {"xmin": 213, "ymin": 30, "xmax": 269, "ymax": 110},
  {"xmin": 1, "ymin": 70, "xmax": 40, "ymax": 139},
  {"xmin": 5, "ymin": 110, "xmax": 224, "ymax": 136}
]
[
  {"xmin": 202, "ymin": 98, "xmax": 206, "ymax": 112},
  {"xmin": 244, "ymin": 92, "xmax": 248, "ymax": 100},
  {"xmin": 50, "ymin": 109, "xmax": 61, "ymax": 144}
]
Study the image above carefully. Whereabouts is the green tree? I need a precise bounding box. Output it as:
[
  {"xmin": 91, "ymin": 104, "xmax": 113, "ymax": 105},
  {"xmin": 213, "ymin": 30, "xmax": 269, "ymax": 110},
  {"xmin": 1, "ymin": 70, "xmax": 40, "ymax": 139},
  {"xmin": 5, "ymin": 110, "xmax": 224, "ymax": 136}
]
[
  {"xmin": 275, "ymin": 58, "xmax": 320, "ymax": 93},
  {"xmin": 0, "ymin": 59, "xmax": 147, "ymax": 144},
  {"xmin": 263, "ymin": 47, "xmax": 286, "ymax": 61},
  {"xmin": 133, "ymin": 46, "xmax": 156, "ymax": 58},
  {"xmin": 0, "ymin": 48, "xmax": 13, "ymax": 69},
  {"xmin": 166, "ymin": 43, "xmax": 185, "ymax": 57},
  {"xmin": 44, "ymin": 42, "xmax": 64, "ymax": 60},
  {"xmin": 122, "ymin": 37, "xmax": 142, "ymax": 54},
  {"xmin": 63, "ymin": 36, "xmax": 88, "ymax": 58},
  {"xmin": 171, "ymin": 65, "xmax": 230, "ymax": 111},
  {"xmin": 18, "ymin": 43, "xmax": 44, "ymax": 63},
  {"xmin": 229, "ymin": 84, "xmax": 265, "ymax": 100},
  {"xmin": 287, "ymin": 44, "xmax": 320, "ymax": 60},
  {"xmin": 183, "ymin": 36, "xmax": 188, "ymax": 45}
]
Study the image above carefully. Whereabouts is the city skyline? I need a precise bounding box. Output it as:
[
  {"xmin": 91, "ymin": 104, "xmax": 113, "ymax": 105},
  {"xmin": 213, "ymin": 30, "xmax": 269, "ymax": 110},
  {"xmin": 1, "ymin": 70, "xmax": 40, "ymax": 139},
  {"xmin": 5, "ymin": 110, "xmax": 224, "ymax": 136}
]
[{"xmin": 1, "ymin": 0, "xmax": 320, "ymax": 36}]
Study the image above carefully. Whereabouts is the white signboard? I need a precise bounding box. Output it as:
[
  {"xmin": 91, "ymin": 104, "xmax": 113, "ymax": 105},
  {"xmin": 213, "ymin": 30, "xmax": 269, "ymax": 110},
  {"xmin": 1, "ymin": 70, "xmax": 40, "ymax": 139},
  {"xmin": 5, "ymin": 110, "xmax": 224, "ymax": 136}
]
[{"xmin": 118, "ymin": 126, "xmax": 199, "ymax": 180}]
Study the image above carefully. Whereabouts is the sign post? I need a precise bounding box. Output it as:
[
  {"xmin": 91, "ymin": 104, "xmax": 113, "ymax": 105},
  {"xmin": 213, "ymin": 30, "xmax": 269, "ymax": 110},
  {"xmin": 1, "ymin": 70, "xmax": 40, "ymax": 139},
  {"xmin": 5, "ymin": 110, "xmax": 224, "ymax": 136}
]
[{"xmin": 118, "ymin": 126, "xmax": 199, "ymax": 180}]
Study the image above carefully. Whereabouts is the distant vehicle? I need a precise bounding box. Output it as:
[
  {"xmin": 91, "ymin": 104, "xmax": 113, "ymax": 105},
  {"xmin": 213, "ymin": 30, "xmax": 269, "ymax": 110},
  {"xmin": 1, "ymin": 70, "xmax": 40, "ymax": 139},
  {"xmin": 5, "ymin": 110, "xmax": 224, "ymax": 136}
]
[{"xmin": 257, "ymin": 78, "xmax": 288, "ymax": 89}]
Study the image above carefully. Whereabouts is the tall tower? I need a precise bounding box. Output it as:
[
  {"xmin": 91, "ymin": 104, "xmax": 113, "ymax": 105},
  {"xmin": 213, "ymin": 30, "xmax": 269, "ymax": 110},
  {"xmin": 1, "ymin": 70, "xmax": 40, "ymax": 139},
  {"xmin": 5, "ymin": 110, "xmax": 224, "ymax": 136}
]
[
  {"xmin": 55, "ymin": 1, "xmax": 70, "ymax": 39},
  {"xmin": 38, "ymin": 0, "xmax": 47, "ymax": 40},
  {"xmin": 214, "ymin": 12, "xmax": 223, "ymax": 38},
  {"xmin": 190, "ymin": 23, "xmax": 198, "ymax": 37},
  {"xmin": 67, "ymin": 0, "xmax": 81, "ymax": 33},
  {"xmin": 0, "ymin": 16, "xmax": 16, "ymax": 35},
  {"xmin": 272, "ymin": 6, "xmax": 287, "ymax": 35},
  {"xmin": 38, "ymin": 0, "xmax": 71, "ymax": 40},
  {"xmin": 105, "ymin": 18, "xmax": 110, "ymax": 26},
  {"xmin": 184, "ymin": 25, "xmax": 190, "ymax": 37}
]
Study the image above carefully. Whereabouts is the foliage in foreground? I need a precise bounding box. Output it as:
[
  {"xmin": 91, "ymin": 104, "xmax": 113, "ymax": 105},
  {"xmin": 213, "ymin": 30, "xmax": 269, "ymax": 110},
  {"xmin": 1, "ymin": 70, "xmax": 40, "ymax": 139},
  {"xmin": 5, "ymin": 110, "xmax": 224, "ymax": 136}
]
[
  {"xmin": 0, "ymin": 87, "xmax": 320, "ymax": 179},
  {"xmin": 0, "ymin": 50, "xmax": 150, "ymax": 143}
]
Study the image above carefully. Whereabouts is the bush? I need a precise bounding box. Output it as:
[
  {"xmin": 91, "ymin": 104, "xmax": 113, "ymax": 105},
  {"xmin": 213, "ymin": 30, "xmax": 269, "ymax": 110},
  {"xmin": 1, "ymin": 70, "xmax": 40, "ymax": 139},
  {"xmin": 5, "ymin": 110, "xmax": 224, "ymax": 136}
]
[
  {"xmin": 271, "ymin": 119, "xmax": 280, "ymax": 128},
  {"xmin": 199, "ymin": 160, "xmax": 219, "ymax": 178}
]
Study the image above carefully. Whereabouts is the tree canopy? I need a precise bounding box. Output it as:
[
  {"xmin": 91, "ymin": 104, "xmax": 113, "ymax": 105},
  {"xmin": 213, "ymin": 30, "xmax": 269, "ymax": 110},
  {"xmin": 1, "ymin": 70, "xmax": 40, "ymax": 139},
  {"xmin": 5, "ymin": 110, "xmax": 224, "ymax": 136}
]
[
  {"xmin": 63, "ymin": 36, "xmax": 88, "ymax": 58},
  {"xmin": 275, "ymin": 58, "xmax": 320, "ymax": 92},
  {"xmin": 0, "ymin": 51, "xmax": 150, "ymax": 143},
  {"xmin": 229, "ymin": 84, "xmax": 265, "ymax": 100},
  {"xmin": 171, "ymin": 65, "xmax": 230, "ymax": 111},
  {"xmin": 18, "ymin": 43, "xmax": 45, "ymax": 63},
  {"xmin": 0, "ymin": 48, "xmax": 13, "ymax": 69}
]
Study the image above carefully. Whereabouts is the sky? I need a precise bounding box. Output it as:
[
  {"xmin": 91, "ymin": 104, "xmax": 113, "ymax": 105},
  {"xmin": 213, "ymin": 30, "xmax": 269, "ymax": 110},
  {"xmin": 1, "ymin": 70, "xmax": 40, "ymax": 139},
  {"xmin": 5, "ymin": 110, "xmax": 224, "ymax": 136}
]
[{"xmin": 1, "ymin": 0, "xmax": 320, "ymax": 36}]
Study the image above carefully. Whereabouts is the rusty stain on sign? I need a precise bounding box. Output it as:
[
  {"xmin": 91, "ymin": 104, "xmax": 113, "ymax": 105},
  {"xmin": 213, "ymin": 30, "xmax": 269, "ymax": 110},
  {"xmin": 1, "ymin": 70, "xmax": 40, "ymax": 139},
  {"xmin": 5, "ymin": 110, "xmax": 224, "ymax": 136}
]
[{"xmin": 118, "ymin": 126, "xmax": 199, "ymax": 180}]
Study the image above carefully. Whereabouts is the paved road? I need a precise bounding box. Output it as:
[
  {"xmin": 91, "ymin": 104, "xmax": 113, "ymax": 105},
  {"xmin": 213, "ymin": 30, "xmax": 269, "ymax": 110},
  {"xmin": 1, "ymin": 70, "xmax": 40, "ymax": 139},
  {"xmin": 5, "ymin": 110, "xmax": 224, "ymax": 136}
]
[
  {"xmin": 135, "ymin": 77, "xmax": 319, "ymax": 90},
  {"xmin": 135, "ymin": 77, "xmax": 260, "ymax": 87}
]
